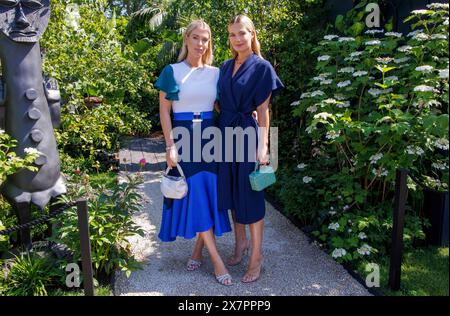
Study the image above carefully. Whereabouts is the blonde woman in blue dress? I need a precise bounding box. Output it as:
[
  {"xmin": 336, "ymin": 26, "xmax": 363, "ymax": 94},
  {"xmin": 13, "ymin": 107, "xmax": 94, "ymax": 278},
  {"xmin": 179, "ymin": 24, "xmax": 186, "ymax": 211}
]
[{"xmin": 155, "ymin": 20, "xmax": 233, "ymax": 286}]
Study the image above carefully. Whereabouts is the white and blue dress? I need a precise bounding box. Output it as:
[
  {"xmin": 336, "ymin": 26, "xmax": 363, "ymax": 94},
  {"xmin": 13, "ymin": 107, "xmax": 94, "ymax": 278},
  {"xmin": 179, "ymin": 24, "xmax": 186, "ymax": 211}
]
[{"xmin": 155, "ymin": 62, "xmax": 232, "ymax": 242}]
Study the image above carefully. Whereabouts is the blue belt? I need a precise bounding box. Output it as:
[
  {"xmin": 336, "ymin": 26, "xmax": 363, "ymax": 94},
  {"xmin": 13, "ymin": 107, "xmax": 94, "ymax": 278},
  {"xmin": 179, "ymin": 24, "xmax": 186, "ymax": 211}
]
[{"xmin": 173, "ymin": 111, "xmax": 213, "ymax": 122}]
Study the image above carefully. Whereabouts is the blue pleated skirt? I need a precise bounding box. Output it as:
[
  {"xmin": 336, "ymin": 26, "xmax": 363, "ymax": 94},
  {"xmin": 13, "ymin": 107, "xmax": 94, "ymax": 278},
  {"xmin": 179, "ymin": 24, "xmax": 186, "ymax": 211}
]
[{"xmin": 158, "ymin": 112, "xmax": 232, "ymax": 242}]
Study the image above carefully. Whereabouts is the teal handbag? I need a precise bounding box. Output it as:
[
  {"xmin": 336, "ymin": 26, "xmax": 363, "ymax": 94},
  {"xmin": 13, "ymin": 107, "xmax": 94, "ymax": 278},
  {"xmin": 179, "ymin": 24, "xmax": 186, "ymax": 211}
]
[{"xmin": 249, "ymin": 162, "xmax": 276, "ymax": 191}]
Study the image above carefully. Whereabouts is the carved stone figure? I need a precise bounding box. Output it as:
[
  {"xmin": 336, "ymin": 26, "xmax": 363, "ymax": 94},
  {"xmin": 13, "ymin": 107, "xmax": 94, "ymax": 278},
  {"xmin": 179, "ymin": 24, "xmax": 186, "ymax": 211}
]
[{"xmin": 0, "ymin": 0, "xmax": 66, "ymax": 249}]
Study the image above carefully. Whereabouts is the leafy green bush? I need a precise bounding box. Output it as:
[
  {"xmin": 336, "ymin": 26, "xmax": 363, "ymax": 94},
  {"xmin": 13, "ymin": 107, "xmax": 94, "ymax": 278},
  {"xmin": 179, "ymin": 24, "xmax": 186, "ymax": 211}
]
[
  {"xmin": 0, "ymin": 253, "xmax": 63, "ymax": 296},
  {"xmin": 287, "ymin": 3, "xmax": 448, "ymax": 264},
  {"xmin": 0, "ymin": 130, "xmax": 39, "ymax": 186},
  {"xmin": 1, "ymin": 130, "xmax": 39, "ymax": 252},
  {"xmin": 49, "ymin": 172, "xmax": 145, "ymax": 279},
  {"xmin": 41, "ymin": 0, "xmax": 153, "ymax": 170}
]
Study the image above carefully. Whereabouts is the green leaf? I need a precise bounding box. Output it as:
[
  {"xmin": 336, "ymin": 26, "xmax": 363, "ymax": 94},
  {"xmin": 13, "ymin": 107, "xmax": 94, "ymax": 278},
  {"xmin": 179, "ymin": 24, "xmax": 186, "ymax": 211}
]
[
  {"xmin": 349, "ymin": 22, "xmax": 365, "ymax": 36},
  {"xmin": 335, "ymin": 15, "xmax": 345, "ymax": 33}
]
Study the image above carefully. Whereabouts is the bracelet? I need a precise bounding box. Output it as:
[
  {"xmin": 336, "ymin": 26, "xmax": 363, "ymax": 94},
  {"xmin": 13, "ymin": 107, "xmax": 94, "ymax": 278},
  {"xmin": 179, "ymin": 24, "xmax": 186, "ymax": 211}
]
[{"xmin": 166, "ymin": 145, "xmax": 176, "ymax": 151}]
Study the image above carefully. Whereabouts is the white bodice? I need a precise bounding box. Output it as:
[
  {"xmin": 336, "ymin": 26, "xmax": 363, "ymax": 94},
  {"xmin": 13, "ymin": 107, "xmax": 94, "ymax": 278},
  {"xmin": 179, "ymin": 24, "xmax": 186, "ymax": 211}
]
[{"xmin": 171, "ymin": 62, "xmax": 219, "ymax": 113}]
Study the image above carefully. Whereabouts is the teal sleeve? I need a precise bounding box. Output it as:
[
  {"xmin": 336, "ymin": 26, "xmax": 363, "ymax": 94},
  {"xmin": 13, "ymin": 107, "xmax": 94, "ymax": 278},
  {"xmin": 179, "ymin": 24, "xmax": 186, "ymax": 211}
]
[{"xmin": 154, "ymin": 65, "xmax": 179, "ymax": 101}]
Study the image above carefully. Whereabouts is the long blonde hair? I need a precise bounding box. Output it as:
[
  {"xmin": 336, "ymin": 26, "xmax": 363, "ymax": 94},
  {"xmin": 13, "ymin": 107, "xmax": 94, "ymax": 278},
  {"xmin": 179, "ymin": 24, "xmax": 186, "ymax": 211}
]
[
  {"xmin": 177, "ymin": 20, "xmax": 214, "ymax": 65},
  {"xmin": 228, "ymin": 14, "xmax": 262, "ymax": 58}
]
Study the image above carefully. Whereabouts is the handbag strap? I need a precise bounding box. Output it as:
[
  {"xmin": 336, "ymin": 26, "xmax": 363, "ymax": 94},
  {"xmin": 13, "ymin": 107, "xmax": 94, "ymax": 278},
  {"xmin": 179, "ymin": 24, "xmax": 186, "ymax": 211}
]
[{"xmin": 166, "ymin": 164, "xmax": 186, "ymax": 178}]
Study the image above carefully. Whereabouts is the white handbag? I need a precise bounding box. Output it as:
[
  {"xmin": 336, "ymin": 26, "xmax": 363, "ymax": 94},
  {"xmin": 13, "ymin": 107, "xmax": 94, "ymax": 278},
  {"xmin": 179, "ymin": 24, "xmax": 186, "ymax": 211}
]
[{"xmin": 160, "ymin": 164, "xmax": 188, "ymax": 199}]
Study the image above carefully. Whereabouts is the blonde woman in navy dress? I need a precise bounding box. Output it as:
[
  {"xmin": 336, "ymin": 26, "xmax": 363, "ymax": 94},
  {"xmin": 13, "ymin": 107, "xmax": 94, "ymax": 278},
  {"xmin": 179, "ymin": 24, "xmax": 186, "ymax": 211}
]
[
  {"xmin": 217, "ymin": 15, "xmax": 284, "ymax": 283},
  {"xmin": 155, "ymin": 20, "xmax": 233, "ymax": 286}
]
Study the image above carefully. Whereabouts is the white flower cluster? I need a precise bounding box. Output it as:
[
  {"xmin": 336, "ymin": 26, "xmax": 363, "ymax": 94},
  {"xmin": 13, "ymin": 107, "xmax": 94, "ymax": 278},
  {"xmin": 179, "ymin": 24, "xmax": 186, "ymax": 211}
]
[
  {"xmin": 412, "ymin": 33, "xmax": 430, "ymax": 41},
  {"xmin": 375, "ymin": 57, "xmax": 394, "ymax": 64},
  {"xmin": 438, "ymin": 69, "xmax": 449, "ymax": 79},
  {"xmin": 365, "ymin": 29, "xmax": 384, "ymax": 35},
  {"xmin": 415, "ymin": 65, "xmax": 434, "ymax": 73},
  {"xmin": 369, "ymin": 153, "xmax": 383, "ymax": 164},
  {"xmin": 314, "ymin": 112, "xmax": 333, "ymax": 120},
  {"xmin": 324, "ymin": 34, "xmax": 339, "ymax": 40},
  {"xmin": 350, "ymin": 51, "xmax": 364, "ymax": 57},
  {"xmin": 358, "ymin": 232, "xmax": 367, "ymax": 240},
  {"xmin": 385, "ymin": 32, "xmax": 402, "ymax": 38},
  {"xmin": 300, "ymin": 92, "xmax": 311, "ymax": 99},
  {"xmin": 432, "ymin": 162, "xmax": 448, "ymax": 170},
  {"xmin": 426, "ymin": 99, "xmax": 442, "ymax": 107},
  {"xmin": 323, "ymin": 98, "xmax": 338, "ymax": 104},
  {"xmin": 311, "ymin": 90, "xmax": 325, "ymax": 97},
  {"xmin": 357, "ymin": 244, "xmax": 373, "ymax": 256},
  {"xmin": 385, "ymin": 76, "xmax": 399, "ymax": 81},
  {"xmin": 368, "ymin": 88, "xmax": 393, "ymax": 96},
  {"xmin": 297, "ymin": 163, "xmax": 308, "ymax": 170},
  {"xmin": 406, "ymin": 145, "xmax": 425, "ymax": 156},
  {"xmin": 338, "ymin": 37, "xmax": 355, "ymax": 42},
  {"xmin": 336, "ymin": 101, "xmax": 351, "ymax": 108},
  {"xmin": 372, "ymin": 168, "xmax": 388, "ymax": 177},
  {"xmin": 24, "ymin": 147, "xmax": 40, "ymax": 155},
  {"xmin": 365, "ymin": 40, "xmax": 381, "ymax": 46},
  {"xmin": 0, "ymin": 129, "xmax": 4, "ymax": 134},
  {"xmin": 303, "ymin": 176, "xmax": 313, "ymax": 184},
  {"xmin": 318, "ymin": 55, "xmax": 331, "ymax": 62},
  {"xmin": 353, "ymin": 70, "xmax": 368, "ymax": 77},
  {"xmin": 306, "ymin": 105, "xmax": 318, "ymax": 113},
  {"xmin": 431, "ymin": 34, "xmax": 447, "ymax": 40},
  {"xmin": 338, "ymin": 67, "xmax": 355, "ymax": 74},
  {"xmin": 328, "ymin": 222, "xmax": 340, "ymax": 230},
  {"xmin": 290, "ymin": 100, "xmax": 300, "ymax": 106},
  {"xmin": 326, "ymin": 130, "xmax": 340, "ymax": 140},
  {"xmin": 313, "ymin": 73, "xmax": 332, "ymax": 83},
  {"xmin": 398, "ymin": 45, "xmax": 413, "ymax": 53},
  {"xmin": 337, "ymin": 80, "xmax": 351, "ymax": 88},
  {"xmin": 411, "ymin": 9, "xmax": 430, "ymax": 15},
  {"xmin": 320, "ymin": 79, "xmax": 333, "ymax": 85},
  {"xmin": 332, "ymin": 248, "xmax": 347, "ymax": 259},
  {"xmin": 413, "ymin": 85, "xmax": 438, "ymax": 92},
  {"xmin": 434, "ymin": 138, "xmax": 449, "ymax": 150},
  {"xmin": 407, "ymin": 29, "xmax": 424, "ymax": 37},
  {"xmin": 334, "ymin": 94, "xmax": 347, "ymax": 101},
  {"xmin": 394, "ymin": 57, "xmax": 411, "ymax": 64},
  {"xmin": 427, "ymin": 3, "xmax": 449, "ymax": 10}
]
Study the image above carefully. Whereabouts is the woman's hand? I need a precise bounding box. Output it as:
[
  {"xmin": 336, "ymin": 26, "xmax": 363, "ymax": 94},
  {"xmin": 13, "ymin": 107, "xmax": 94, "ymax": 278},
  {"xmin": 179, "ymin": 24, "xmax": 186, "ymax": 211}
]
[
  {"xmin": 257, "ymin": 144, "xmax": 269, "ymax": 165},
  {"xmin": 166, "ymin": 145, "xmax": 178, "ymax": 168}
]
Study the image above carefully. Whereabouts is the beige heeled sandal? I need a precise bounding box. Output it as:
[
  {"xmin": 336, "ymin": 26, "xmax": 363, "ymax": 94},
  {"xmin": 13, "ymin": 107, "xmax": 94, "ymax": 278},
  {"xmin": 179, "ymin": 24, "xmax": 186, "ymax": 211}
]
[
  {"xmin": 215, "ymin": 273, "xmax": 233, "ymax": 286},
  {"xmin": 186, "ymin": 258, "xmax": 202, "ymax": 271}
]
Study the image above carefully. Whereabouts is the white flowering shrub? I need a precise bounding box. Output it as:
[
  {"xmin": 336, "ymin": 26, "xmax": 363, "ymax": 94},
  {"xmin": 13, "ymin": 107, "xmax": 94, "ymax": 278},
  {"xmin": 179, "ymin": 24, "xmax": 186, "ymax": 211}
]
[
  {"xmin": 0, "ymin": 130, "xmax": 39, "ymax": 252},
  {"xmin": 290, "ymin": 3, "xmax": 448, "ymax": 264},
  {"xmin": 0, "ymin": 130, "xmax": 39, "ymax": 186}
]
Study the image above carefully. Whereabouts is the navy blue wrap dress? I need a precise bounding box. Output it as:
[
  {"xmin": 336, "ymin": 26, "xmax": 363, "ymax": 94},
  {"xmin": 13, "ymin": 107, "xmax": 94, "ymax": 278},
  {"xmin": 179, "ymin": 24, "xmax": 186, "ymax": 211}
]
[{"xmin": 217, "ymin": 53, "xmax": 284, "ymax": 225}]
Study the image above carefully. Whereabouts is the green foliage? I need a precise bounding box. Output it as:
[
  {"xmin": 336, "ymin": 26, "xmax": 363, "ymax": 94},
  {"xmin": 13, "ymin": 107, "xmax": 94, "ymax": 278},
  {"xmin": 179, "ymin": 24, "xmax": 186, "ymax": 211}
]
[
  {"xmin": 0, "ymin": 131, "xmax": 39, "ymax": 253},
  {"xmin": 0, "ymin": 253, "xmax": 63, "ymax": 296},
  {"xmin": 285, "ymin": 4, "xmax": 449, "ymax": 265},
  {"xmin": 0, "ymin": 131, "xmax": 39, "ymax": 186},
  {"xmin": 41, "ymin": 0, "xmax": 153, "ymax": 170},
  {"xmin": 358, "ymin": 246, "xmax": 449, "ymax": 296},
  {"xmin": 49, "ymin": 172, "xmax": 145, "ymax": 279}
]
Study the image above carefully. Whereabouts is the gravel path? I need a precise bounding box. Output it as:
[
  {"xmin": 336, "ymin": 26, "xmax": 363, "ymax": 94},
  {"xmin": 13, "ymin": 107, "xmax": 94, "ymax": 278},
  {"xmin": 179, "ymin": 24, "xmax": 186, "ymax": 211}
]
[{"xmin": 113, "ymin": 137, "xmax": 371, "ymax": 296}]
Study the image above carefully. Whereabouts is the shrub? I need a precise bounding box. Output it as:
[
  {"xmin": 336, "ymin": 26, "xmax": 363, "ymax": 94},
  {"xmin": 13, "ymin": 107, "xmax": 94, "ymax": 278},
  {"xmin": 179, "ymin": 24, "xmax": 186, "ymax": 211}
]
[
  {"xmin": 288, "ymin": 3, "xmax": 449, "ymax": 264},
  {"xmin": 49, "ymin": 172, "xmax": 145, "ymax": 279}
]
